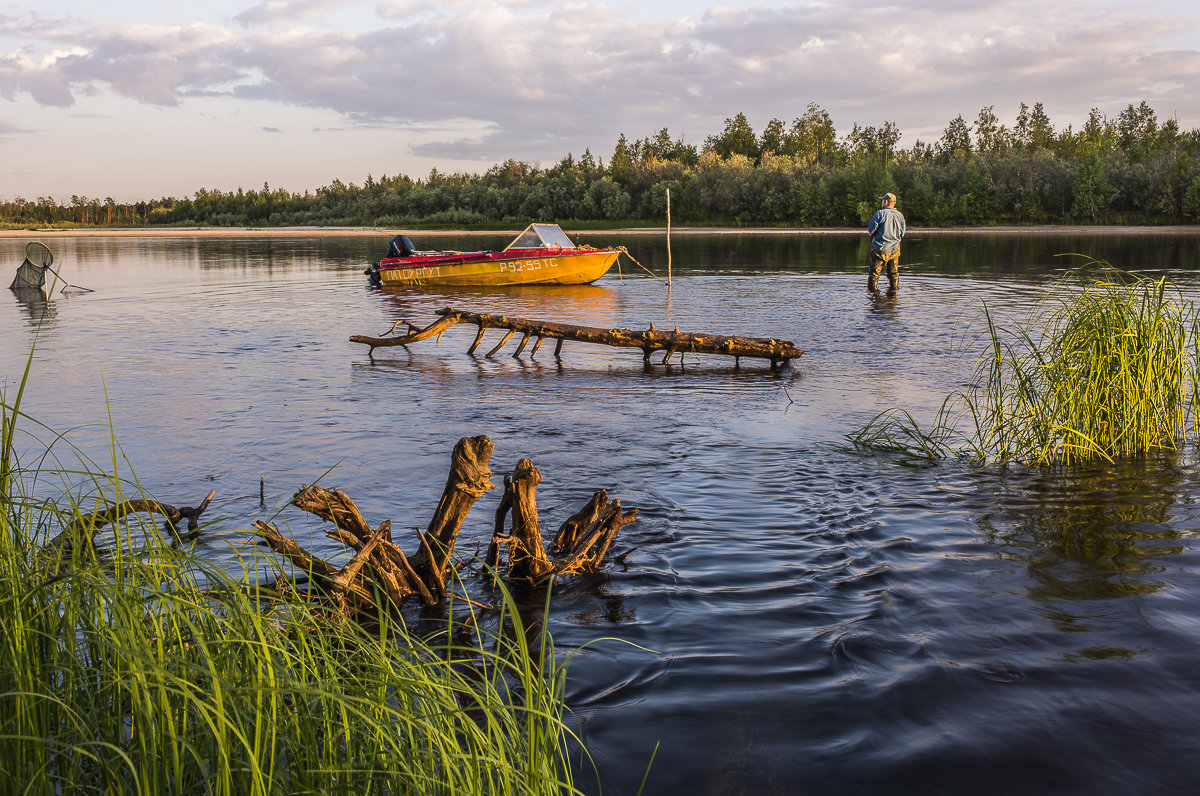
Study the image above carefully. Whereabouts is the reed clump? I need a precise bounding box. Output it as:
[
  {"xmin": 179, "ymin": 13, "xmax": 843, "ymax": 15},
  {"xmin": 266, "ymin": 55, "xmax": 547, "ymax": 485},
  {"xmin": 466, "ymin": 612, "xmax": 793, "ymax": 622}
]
[
  {"xmin": 849, "ymin": 262, "xmax": 1200, "ymax": 465},
  {"xmin": 1, "ymin": 391, "xmax": 584, "ymax": 793}
]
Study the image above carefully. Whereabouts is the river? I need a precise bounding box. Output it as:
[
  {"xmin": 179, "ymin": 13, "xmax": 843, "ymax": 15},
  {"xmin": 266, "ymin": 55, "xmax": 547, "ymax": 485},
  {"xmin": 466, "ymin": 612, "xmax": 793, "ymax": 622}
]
[{"xmin": 3, "ymin": 228, "xmax": 1200, "ymax": 794}]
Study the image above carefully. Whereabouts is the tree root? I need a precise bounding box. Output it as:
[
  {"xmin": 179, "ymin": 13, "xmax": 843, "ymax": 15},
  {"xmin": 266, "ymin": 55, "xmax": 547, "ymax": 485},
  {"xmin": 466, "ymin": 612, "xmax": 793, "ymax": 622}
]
[
  {"xmin": 249, "ymin": 436, "xmax": 636, "ymax": 620},
  {"xmin": 488, "ymin": 458, "xmax": 639, "ymax": 585}
]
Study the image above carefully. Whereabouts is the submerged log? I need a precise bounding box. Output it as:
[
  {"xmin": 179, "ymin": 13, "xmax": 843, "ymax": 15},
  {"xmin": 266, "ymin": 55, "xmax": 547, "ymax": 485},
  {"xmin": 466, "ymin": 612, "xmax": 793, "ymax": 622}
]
[
  {"xmin": 489, "ymin": 459, "xmax": 638, "ymax": 586},
  {"xmin": 44, "ymin": 490, "xmax": 216, "ymax": 558},
  {"xmin": 350, "ymin": 306, "xmax": 803, "ymax": 368}
]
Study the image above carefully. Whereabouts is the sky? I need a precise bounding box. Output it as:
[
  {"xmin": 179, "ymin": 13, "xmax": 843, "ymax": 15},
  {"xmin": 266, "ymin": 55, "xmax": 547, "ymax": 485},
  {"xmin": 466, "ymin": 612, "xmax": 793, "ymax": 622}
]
[{"xmin": 2, "ymin": 0, "xmax": 1199, "ymax": 202}]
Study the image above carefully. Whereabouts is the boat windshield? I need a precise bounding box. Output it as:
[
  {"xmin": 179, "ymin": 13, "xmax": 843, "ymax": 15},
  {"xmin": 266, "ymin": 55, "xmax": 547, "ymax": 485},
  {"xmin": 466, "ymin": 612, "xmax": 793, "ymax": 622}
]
[{"xmin": 504, "ymin": 223, "xmax": 576, "ymax": 251}]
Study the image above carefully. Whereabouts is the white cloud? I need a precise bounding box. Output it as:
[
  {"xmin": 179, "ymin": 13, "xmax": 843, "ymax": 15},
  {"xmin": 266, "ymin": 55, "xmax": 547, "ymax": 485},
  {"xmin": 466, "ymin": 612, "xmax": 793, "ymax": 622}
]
[
  {"xmin": 1, "ymin": 0, "xmax": 1198, "ymax": 196},
  {"xmin": 235, "ymin": 0, "xmax": 358, "ymax": 27},
  {"xmin": 1, "ymin": 19, "xmax": 243, "ymax": 106}
]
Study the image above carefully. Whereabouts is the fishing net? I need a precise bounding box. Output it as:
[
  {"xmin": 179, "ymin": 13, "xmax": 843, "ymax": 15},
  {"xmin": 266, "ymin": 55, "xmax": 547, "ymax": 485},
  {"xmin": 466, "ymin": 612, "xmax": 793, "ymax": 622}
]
[
  {"xmin": 9, "ymin": 241, "xmax": 52, "ymax": 290},
  {"xmin": 8, "ymin": 241, "xmax": 94, "ymax": 294}
]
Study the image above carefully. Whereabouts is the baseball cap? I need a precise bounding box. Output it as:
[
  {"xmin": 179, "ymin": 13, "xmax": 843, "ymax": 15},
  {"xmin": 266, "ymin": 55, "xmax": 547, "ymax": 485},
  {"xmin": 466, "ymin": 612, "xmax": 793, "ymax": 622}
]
[{"xmin": 878, "ymin": 192, "xmax": 896, "ymax": 202}]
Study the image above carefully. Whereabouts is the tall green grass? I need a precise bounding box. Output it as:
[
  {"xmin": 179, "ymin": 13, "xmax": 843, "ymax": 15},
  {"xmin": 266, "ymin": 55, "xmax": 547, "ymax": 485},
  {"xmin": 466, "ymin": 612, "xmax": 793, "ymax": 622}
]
[
  {"xmin": 848, "ymin": 262, "xmax": 1200, "ymax": 466},
  {"xmin": 1, "ymin": 380, "xmax": 586, "ymax": 793}
]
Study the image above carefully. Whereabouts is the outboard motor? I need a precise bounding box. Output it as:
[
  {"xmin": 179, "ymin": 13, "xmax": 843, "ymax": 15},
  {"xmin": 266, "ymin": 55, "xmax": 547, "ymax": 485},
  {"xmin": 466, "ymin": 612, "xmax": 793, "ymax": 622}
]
[{"xmin": 387, "ymin": 234, "xmax": 417, "ymax": 258}]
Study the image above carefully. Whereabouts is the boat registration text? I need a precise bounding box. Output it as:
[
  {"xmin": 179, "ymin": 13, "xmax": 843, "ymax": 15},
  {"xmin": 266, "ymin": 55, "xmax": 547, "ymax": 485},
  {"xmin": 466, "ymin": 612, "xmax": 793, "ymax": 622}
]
[{"xmin": 500, "ymin": 258, "xmax": 558, "ymax": 273}]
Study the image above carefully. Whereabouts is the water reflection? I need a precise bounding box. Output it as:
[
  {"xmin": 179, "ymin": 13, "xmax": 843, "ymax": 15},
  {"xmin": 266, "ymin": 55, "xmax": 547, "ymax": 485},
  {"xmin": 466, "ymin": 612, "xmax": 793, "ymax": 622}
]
[
  {"xmin": 377, "ymin": 283, "xmax": 622, "ymax": 326},
  {"xmin": 866, "ymin": 288, "xmax": 900, "ymax": 319},
  {"xmin": 977, "ymin": 454, "xmax": 1190, "ymax": 611},
  {"xmin": 8, "ymin": 287, "xmax": 56, "ymax": 326}
]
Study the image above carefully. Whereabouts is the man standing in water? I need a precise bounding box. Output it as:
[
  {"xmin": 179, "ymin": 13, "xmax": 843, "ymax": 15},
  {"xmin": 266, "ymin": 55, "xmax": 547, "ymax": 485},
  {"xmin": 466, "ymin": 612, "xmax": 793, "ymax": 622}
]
[{"xmin": 867, "ymin": 192, "xmax": 905, "ymax": 292}]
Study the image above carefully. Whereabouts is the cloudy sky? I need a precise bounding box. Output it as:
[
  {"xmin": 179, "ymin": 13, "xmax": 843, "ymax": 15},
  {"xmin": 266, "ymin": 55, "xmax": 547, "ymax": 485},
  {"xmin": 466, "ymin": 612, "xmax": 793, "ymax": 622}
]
[{"xmin": 2, "ymin": 0, "xmax": 1199, "ymax": 202}]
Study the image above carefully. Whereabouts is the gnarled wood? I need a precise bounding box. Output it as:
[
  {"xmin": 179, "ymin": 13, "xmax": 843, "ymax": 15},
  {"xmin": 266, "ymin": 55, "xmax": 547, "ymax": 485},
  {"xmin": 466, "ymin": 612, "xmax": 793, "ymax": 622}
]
[
  {"xmin": 500, "ymin": 459, "xmax": 555, "ymax": 582},
  {"xmin": 243, "ymin": 436, "xmax": 631, "ymax": 620},
  {"xmin": 351, "ymin": 306, "xmax": 803, "ymax": 367},
  {"xmin": 252, "ymin": 519, "xmax": 341, "ymax": 584},
  {"xmin": 408, "ymin": 435, "xmax": 496, "ymax": 588},
  {"xmin": 490, "ymin": 460, "xmax": 638, "ymax": 585},
  {"xmin": 44, "ymin": 490, "xmax": 216, "ymax": 558},
  {"xmin": 551, "ymin": 490, "xmax": 607, "ymax": 554}
]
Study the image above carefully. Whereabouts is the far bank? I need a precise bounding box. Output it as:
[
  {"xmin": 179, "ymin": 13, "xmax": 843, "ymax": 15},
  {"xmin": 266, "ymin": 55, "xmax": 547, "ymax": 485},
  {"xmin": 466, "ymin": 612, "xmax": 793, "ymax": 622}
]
[{"xmin": 2, "ymin": 225, "xmax": 1198, "ymax": 240}]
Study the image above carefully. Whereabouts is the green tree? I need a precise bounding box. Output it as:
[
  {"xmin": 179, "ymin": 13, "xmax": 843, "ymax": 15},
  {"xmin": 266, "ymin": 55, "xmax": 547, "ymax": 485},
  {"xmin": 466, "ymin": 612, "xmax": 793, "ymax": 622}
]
[
  {"xmin": 1029, "ymin": 103, "xmax": 1055, "ymax": 150},
  {"xmin": 1071, "ymin": 153, "xmax": 1114, "ymax": 221},
  {"xmin": 1116, "ymin": 101, "xmax": 1159, "ymax": 161},
  {"xmin": 704, "ymin": 112, "xmax": 760, "ymax": 160},
  {"xmin": 938, "ymin": 115, "xmax": 973, "ymax": 159},
  {"xmin": 759, "ymin": 118, "xmax": 786, "ymax": 158},
  {"xmin": 1016, "ymin": 102, "xmax": 1055, "ymax": 151},
  {"xmin": 788, "ymin": 103, "xmax": 841, "ymax": 166},
  {"xmin": 847, "ymin": 121, "xmax": 901, "ymax": 166},
  {"xmin": 639, "ymin": 128, "xmax": 698, "ymax": 165},
  {"xmin": 610, "ymin": 134, "xmax": 633, "ymax": 183},
  {"xmin": 1182, "ymin": 173, "xmax": 1200, "ymax": 221},
  {"xmin": 974, "ymin": 105, "xmax": 1008, "ymax": 154},
  {"xmin": 1077, "ymin": 108, "xmax": 1110, "ymax": 155}
]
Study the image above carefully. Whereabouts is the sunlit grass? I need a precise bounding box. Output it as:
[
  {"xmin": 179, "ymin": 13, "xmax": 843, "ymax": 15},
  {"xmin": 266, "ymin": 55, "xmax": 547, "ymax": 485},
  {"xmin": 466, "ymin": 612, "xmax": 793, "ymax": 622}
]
[
  {"xmin": 2, "ymin": 370, "xmax": 587, "ymax": 794},
  {"xmin": 848, "ymin": 262, "xmax": 1200, "ymax": 466}
]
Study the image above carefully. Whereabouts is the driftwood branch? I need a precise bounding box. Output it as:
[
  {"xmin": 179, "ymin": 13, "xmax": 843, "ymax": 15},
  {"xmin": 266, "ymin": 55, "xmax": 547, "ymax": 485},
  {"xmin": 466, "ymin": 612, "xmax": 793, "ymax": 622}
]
[
  {"xmin": 290, "ymin": 486, "xmax": 376, "ymax": 544},
  {"xmin": 351, "ymin": 306, "xmax": 802, "ymax": 368},
  {"xmin": 251, "ymin": 519, "xmax": 341, "ymax": 584},
  {"xmin": 499, "ymin": 459, "xmax": 555, "ymax": 583},
  {"xmin": 490, "ymin": 461, "xmax": 638, "ymax": 586},
  {"xmin": 409, "ymin": 436, "xmax": 496, "ymax": 587},
  {"xmin": 45, "ymin": 490, "xmax": 216, "ymax": 558},
  {"xmin": 245, "ymin": 436, "xmax": 495, "ymax": 620}
]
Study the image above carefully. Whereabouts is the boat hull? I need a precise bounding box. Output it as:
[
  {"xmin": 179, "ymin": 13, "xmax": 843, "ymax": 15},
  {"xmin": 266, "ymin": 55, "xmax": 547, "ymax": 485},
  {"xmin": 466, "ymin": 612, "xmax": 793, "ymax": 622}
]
[{"xmin": 377, "ymin": 249, "xmax": 619, "ymax": 287}]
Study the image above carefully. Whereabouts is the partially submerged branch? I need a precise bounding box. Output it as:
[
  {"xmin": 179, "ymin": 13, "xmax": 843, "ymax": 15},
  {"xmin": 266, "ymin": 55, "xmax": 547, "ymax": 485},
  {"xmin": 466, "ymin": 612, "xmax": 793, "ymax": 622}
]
[
  {"xmin": 249, "ymin": 436, "xmax": 495, "ymax": 618},
  {"xmin": 42, "ymin": 435, "xmax": 636, "ymax": 622},
  {"xmin": 490, "ymin": 459, "xmax": 638, "ymax": 586},
  {"xmin": 351, "ymin": 306, "xmax": 803, "ymax": 368},
  {"xmin": 45, "ymin": 490, "xmax": 216, "ymax": 557}
]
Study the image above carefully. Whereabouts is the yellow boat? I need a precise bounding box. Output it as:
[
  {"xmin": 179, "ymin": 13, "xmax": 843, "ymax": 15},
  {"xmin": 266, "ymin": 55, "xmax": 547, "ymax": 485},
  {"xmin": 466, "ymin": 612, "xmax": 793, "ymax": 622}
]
[{"xmin": 366, "ymin": 224, "xmax": 621, "ymax": 287}]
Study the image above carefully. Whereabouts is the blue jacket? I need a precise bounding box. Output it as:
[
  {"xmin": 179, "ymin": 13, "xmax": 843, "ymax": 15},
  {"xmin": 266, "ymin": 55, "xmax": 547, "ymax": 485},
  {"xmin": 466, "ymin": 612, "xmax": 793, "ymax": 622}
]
[{"xmin": 867, "ymin": 207, "xmax": 905, "ymax": 254}]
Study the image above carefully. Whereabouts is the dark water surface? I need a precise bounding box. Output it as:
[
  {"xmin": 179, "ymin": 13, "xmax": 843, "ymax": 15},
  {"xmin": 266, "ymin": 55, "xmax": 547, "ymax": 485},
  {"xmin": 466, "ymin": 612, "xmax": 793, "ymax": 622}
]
[{"xmin": 4, "ymin": 229, "xmax": 1200, "ymax": 794}]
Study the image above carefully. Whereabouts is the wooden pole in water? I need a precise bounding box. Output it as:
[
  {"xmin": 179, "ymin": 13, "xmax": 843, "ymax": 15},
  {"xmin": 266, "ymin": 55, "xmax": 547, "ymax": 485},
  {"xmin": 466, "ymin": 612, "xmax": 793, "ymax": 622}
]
[{"xmin": 665, "ymin": 187, "xmax": 672, "ymax": 288}]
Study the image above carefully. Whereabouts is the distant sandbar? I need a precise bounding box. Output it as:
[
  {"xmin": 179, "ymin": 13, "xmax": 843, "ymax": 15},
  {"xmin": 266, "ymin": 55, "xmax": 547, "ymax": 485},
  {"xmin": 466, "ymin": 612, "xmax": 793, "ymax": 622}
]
[{"xmin": 1, "ymin": 225, "xmax": 1196, "ymax": 239}]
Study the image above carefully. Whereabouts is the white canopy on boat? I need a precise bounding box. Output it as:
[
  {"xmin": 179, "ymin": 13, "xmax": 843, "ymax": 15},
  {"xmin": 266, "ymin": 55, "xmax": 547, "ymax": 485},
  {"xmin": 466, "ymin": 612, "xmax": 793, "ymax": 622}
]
[{"xmin": 504, "ymin": 223, "xmax": 576, "ymax": 251}]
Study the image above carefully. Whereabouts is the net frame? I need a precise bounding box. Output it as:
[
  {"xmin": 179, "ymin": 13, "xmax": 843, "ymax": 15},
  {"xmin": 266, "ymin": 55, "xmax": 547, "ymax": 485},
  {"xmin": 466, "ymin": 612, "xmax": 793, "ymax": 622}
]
[{"xmin": 9, "ymin": 241, "xmax": 52, "ymax": 290}]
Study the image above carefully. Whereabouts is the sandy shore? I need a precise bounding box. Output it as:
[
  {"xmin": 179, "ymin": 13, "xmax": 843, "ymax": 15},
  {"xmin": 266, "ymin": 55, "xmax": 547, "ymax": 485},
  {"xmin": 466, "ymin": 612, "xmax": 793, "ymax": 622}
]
[{"xmin": 1, "ymin": 224, "xmax": 1196, "ymax": 239}]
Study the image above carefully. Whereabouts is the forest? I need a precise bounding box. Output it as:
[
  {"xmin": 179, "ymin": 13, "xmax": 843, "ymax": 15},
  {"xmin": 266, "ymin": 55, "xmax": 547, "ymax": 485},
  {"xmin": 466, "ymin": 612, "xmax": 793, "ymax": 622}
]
[{"xmin": 3, "ymin": 100, "xmax": 1200, "ymax": 229}]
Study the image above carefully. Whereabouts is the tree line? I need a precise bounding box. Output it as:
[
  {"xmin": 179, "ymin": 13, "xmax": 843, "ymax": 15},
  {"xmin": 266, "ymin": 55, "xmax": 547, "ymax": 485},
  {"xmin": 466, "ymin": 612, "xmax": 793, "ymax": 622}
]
[{"xmin": 4, "ymin": 100, "xmax": 1199, "ymax": 229}]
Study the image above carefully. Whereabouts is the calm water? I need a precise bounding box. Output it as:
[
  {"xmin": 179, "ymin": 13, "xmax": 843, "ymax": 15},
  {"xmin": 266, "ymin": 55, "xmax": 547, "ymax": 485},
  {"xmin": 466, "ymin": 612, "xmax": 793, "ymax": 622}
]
[{"xmin": 4, "ymin": 229, "xmax": 1200, "ymax": 794}]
